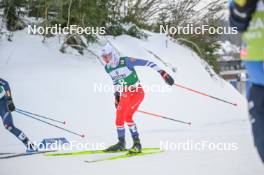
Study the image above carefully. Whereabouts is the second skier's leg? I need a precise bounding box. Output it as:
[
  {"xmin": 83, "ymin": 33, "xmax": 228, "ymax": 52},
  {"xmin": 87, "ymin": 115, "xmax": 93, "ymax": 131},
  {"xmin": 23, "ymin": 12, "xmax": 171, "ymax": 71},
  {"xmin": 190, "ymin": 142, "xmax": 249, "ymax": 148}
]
[
  {"xmin": 249, "ymin": 84, "xmax": 264, "ymax": 162},
  {"xmin": 1, "ymin": 106, "xmax": 36, "ymax": 152}
]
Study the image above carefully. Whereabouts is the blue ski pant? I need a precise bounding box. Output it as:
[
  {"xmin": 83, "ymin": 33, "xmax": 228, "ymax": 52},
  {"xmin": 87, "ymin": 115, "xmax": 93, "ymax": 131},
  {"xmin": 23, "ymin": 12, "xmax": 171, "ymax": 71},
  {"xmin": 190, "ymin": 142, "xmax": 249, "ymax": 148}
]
[
  {"xmin": 249, "ymin": 84, "xmax": 264, "ymax": 162},
  {"xmin": 0, "ymin": 99, "xmax": 28, "ymax": 146}
]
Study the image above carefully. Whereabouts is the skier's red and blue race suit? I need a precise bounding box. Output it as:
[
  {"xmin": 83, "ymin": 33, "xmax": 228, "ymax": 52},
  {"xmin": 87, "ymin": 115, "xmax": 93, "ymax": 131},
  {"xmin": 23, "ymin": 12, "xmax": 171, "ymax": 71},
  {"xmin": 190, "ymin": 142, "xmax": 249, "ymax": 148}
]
[{"xmin": 105, "ymin": 57, "xmax": 173, "ymax": 140}]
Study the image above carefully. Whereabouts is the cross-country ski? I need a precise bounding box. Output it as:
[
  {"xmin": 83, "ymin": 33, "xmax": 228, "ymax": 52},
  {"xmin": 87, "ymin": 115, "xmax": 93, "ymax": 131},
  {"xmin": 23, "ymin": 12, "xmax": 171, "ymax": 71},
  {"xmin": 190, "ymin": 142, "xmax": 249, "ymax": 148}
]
[
  {"xmin": 45, "ymin": 148, "xmax": 160, "ymax": 157},
  {"xmin": 84, "ymin": 149, "xmax": 164, "ymax": 163},
  {"xmin": 0, "ymin": 150, "xmax": 56, "ymax": 159}
]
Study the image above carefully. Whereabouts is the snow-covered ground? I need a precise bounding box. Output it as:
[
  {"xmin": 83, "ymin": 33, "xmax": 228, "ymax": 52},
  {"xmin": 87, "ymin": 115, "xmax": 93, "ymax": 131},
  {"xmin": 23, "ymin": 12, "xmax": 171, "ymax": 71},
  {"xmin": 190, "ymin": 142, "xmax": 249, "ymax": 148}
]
[{"xmin": 0, "ymin": 30, "xmax": 263, "ymax": 175}]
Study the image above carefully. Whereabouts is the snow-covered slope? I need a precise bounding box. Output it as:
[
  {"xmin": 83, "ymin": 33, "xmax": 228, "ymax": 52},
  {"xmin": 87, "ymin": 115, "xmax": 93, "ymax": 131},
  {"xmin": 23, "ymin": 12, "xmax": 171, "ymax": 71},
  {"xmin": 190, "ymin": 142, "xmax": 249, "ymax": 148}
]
[{"xmin": 0, "ymin": 30, "xmax": 263, "ymax": 175}]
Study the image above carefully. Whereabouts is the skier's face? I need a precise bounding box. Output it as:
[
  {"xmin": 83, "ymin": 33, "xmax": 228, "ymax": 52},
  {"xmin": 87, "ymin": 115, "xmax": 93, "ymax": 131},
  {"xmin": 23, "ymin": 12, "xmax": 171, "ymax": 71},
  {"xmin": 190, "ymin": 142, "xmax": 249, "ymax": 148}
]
[{"xmin": 102, "ymin": 53, "xmax": 112, "ymax": 64}]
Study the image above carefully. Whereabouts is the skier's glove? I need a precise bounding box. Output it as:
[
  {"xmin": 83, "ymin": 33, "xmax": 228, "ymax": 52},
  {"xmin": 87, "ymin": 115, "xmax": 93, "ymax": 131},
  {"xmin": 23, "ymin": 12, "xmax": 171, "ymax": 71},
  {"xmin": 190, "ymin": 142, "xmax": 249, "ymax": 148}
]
[
  {"xmin": 160, "ymin": 70, "xmax": 174, "ymax": 86},
  {"xmin": 114, "ymin": 92, "xmax": 120, "ymax": 109},
  {"xmin": 7, "ymin": 97, "xmax": 16, "ymax": 112}
]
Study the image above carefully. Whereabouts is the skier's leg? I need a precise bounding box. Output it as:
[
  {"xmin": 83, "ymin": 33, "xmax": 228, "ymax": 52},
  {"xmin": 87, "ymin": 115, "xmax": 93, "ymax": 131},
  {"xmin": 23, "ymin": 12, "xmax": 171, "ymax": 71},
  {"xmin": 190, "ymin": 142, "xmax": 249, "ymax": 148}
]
[
  {"xmin": 1, "ymin": 107, "xmax": 30, "ymax": 147},
  {"xmin": 115, "ymin": 93, "xmax": 128, "ymax": 139},
  {"xmin": 125, "ymin": 89, "xmax": 145, "ymax": 138},
  {"xmin": 123, "ymin": 88, "xmax": 144, "ymax": 153},
  {"xmin": 249, "ymin": 84, "xmax": 264, "ymax": 162},
  {"xmin": 0, "ymin": 101, "xmax": 37, "ymax": 152},
  {"xmin": 105, "ymin": 92, "xmax": 128, "ymax": 151}
]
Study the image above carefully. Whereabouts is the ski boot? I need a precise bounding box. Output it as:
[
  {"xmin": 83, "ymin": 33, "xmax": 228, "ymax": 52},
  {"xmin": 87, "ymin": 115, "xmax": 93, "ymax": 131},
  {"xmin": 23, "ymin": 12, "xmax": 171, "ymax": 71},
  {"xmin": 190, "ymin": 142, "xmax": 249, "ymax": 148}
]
[
  {"xmin": 129, "ymin": 136, "xmax": 142, "ymax": 153},
  {"xmin": 105, "ymin": 137, "xmax": 126, "ymax": 152}
]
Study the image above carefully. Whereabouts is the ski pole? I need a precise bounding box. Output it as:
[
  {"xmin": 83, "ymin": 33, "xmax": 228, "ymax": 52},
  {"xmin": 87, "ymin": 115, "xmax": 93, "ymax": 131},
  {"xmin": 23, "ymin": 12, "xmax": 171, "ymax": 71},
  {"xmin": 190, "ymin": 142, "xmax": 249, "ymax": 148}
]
[
  {"xmin": 173, "ymin": 83, "xmax": 237, "ymax": 106},
  {"xmin": 137, "ymin": 110, "xmax": 191, "ymax": 125},
  {"xmin": 16, "ymin": 108, "xmax": 66, "ymax": 125},
  {"xmin": 15, "ymin": 110, "xmax": 85, "ymax": 138}
]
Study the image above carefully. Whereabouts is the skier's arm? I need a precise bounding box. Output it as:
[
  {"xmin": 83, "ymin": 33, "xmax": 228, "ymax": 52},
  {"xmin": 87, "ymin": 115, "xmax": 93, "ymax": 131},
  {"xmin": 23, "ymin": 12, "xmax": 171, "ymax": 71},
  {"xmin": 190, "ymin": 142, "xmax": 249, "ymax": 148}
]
[
  {"xmin": 125, "ymin": 57, "xmax": 162, "ymax": 72},
  {"xmin": 0, "ymin": 78, "xmax": 16, "ymax": 111},
  {"xmin": 114, "ymin": 91, "xmax": 120, "ymax": 109},
  {"xmin": 0, "ymin": 86, "xmax": 6, "ymax": 99},
  {"xmin": 105, "ymin": 74, "xmax": 121, "ymax": 108},
  {"xmin": 229, "ymin": 0, "xmax": 258, "ymax": 32},
  {"xmin": 125, "ymin": 57, "xmax": 174, "ymax": 85},
  {"xmin": 0, "ymin": 78, "xmax": 11, "ymax": 97}
]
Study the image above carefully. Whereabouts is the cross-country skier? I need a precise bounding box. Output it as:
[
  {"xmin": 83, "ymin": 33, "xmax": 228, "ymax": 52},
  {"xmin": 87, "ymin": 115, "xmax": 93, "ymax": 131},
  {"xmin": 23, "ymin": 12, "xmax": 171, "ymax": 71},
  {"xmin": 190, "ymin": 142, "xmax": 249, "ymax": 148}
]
[
  {"xmin": 0, "ymin": 78, "xmax": 36, "ymax": 152},
  {"xmin": 101, "ymin": 43, "xmax": 174, "ymax": 153},
  {"xmin": 230, "ymin": 0, "xmax": 264, "ymax": 162}
]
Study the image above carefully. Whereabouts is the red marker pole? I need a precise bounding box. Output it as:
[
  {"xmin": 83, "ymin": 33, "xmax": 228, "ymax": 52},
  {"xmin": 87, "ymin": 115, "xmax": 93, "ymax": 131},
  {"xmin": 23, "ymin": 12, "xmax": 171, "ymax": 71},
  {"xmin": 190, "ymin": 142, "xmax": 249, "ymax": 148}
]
[
  {"xmin": 137, "ymin": 110, "xmax": 191, "ymax": 125},
  {"xmin": 173, "ymin": 83, "xmax": 237, "ymax": 106}
]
